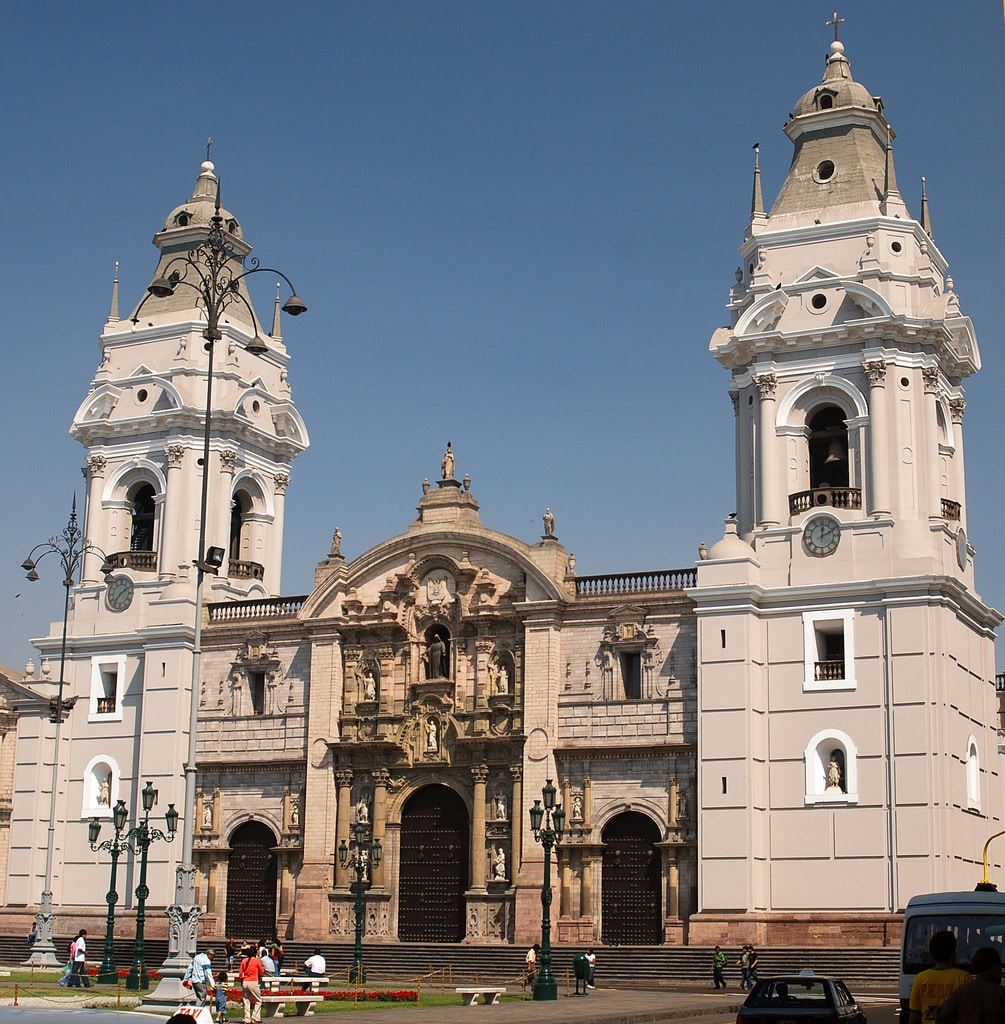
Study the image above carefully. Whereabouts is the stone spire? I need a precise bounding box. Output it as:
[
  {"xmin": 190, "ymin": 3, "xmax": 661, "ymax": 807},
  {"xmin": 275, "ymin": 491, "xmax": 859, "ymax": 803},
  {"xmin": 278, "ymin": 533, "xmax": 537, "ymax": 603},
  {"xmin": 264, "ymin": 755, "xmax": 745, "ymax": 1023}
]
[
  {"xmin": 270, "ymin": 283, "xmax": 283, "ymax": 344},
  {"xmin": 107, "ymin": 261, "xmax": 120, "ymax": 324},
  {"xmin": 746, "ymin": 144, "xmax": 766, "ymax": 238},
  {"xmin": 920, "ymin": 176, "xmax": 933, "ymax": 239}
]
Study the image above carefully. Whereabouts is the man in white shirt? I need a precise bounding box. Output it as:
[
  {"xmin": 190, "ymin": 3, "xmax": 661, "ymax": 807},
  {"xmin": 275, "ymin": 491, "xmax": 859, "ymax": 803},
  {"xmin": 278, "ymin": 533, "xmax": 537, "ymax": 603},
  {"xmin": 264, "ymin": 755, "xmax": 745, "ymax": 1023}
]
[
  {"xmin": 303, "ymin": 951, "xmax": 326, "ymax": 977},
  {"xmin": 68, "ymin": 929, "xmax": 91, "ymax": 988}
]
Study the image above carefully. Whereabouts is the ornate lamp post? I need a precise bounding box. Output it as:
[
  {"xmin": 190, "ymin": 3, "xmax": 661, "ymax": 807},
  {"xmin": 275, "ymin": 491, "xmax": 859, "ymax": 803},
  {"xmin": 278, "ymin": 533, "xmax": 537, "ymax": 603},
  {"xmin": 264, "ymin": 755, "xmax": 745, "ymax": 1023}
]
[
  {"xmin": 134, "ymin": 167, "xmax": 306, "ymax": 1006},
  {"xmin": 529, "ymin": 778, "xmax": 565, "ymax": 1001},
  {"xmin": 338, "ymin": 820, "xmax": 382, "ymax": 984},
  {"xmin": 20, "ymin": 499, "xmax": 96, "ymax": 967},
  {"xmin": 124, "ymin": 782, "xmax": 178, "ymax": 990},
  {"xmin": 88, "ymin": 799, "xmax": 131, "ymax": 984}
]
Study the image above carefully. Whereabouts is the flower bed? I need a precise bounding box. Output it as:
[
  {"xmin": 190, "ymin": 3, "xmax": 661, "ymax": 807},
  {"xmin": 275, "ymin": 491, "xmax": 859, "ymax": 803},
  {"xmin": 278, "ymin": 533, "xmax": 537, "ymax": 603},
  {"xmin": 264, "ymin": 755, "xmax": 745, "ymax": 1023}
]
[{"xmin": 225, "ymin": 988, "xmax": 418, "ymax": 1003}]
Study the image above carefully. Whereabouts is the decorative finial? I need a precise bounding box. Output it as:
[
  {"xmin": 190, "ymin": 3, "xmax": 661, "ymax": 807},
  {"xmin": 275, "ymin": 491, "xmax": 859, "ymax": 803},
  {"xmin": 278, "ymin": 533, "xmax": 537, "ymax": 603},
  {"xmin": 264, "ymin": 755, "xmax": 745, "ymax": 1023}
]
[
  {"xmin": 920, "ymin": 176, "xmax": 933, "ymax": 239},
  {"xmin": 826, "ymin": 11, "xmax": 845, "ymax": 42}
]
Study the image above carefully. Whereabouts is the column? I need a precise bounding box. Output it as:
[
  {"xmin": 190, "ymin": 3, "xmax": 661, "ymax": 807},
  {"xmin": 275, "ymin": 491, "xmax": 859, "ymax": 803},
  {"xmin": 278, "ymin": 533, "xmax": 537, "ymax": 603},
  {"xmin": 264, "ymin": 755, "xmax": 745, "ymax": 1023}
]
[
  {"xmin": 334, "ymin": 771, "xmax": 353, "ymax": 887},
  {"xmin": 863, "ymin": 361, "xmax": 891, "ymax": 516},
  {"xmin": 371, "ymin": 769, "xmax": 390, "ymax": 888},
  {"xmin": 82, "ymin": 455, "xmax": 107, "ymax": 584},
  {"xmin": 269, "ymin": 471, "xmax": 290, "ymax": 596},
  {"xmin": 206, "ymin": 859, "xmax": 219, "ymax": 917},
  {"xmin": 754, "ymin": 373, "xmax": 781, "ymax": 527},
  {"xmin": 560, "ymin": 777, "xmax": 572, "ymax": 818},
  {"xmin": 471, "ymin": 765, "xmax": 489, "ymax": 890},
  {"xmin": 922, "ymin": 366, "xmax": 942, "ymax": 521},
  {"xmin": 215, "ymin": 448, "xmax": 238, "ymax": 571},
  {"xmin": 668, "ymin": 776, "xmax": 679, "ymax": 828},
  {"xmin": 510, "ymin": 765, "xmax": 523, "ymax": 871},
  {"xmin": 667, "ymin": 849, "xmax": 680, "ymax": 920},
  {"xmin": 583, "ymin": 777, "xmax": 592, "ymax": 831},
  {"xmin": 950, "ymin": 398, "xmax": 968, "ymax": 529},
  {"xmin": 278, "ymin": 856, "xmax": 293, "ymax": 918},
  {"xmin": 559, "ymin": 852, "xmax": 572, "ymax": 918},
  {"xmin": 581, "ymin": 855, "xmax": 593, "ymax": 918},
  {"xmin": 475, "ymin": 640, "xmax": 493, "ymax": 710}
]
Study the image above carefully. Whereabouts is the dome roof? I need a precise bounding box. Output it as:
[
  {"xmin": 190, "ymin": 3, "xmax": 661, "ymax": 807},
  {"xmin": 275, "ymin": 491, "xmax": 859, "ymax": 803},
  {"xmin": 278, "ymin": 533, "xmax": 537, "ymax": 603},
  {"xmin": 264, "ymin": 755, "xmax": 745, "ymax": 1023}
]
[
  {"xmin": 161, "ymin": 160, "xmax": 242, "ymax": 239},
  {"xmin": 707, "ymin": 518, "xmax": 755, "ymax": 561},
  {"xmin": 789, "ymin": 41, "xmax": 881, "ymax": 121}
]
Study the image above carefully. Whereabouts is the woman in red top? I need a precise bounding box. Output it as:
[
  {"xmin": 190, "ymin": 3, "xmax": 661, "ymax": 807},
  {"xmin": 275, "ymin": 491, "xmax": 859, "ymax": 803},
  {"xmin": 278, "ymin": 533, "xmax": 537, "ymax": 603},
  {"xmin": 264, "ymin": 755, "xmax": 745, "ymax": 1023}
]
[{"xmin": 238, "ymin": 945, "xmax": 266, "ymax": 1024}]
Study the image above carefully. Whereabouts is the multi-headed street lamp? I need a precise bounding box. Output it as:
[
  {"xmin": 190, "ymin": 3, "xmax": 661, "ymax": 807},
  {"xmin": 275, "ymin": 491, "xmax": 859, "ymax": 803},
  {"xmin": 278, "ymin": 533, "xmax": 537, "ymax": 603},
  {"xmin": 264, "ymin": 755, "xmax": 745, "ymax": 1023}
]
[
  {"xmin": 338, "ymin": 820, "xmax": 382, "ymax": 984},
  {"xmin": 134, "ymin": 167, "xmax": 306, "ymax": 1006},
  {"xmin": 529, "ymin": 778, "xmax": 566, "ymax": 1001},
  {"xmin": 20, "ymin": 499, "xmax": 96, "ymax": 967},
  {"xmin": 88, "ymin": 799, "xmax": 131, "ymax": 984},
  {"xmin": 118, "ymin": 782, "xmax": 178, "ymax": 990}
]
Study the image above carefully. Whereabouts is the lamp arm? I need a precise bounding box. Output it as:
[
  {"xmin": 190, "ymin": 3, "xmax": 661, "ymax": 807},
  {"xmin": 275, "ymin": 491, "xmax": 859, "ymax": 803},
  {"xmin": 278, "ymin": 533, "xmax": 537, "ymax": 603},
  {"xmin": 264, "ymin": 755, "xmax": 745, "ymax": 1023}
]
[{"xmin": 981, "ymin": 829, "xmax": 1005, "ymax": 885}]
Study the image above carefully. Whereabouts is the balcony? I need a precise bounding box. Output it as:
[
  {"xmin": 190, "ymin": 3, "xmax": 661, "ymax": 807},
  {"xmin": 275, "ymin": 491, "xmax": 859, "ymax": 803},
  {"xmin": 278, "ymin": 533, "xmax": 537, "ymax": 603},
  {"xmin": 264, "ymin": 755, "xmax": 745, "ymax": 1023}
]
[
  {"xmin": 102, "ymin": 550, "xmax": 157, "ymax": 573},
  {"xmin": 814, "ymin": 660, "xmax": 845, "ymax": 682},
  {"xmin": 96, "ymin": 696, "xmax": 116, "ymax": 715},
  {"xmin": 941, "ymin": 498, "xmax": 961, "ymax": 521},
  {"xmin": 229, "ymin": 559, "xmax": 265, "ymax": 581},
  {"xmin": 574, "ymin": 568, "xmax": 696, "ymax": 597},
  {"xmin": 789, "ymin": 488, "xmax": 862, "ymax": 516}
]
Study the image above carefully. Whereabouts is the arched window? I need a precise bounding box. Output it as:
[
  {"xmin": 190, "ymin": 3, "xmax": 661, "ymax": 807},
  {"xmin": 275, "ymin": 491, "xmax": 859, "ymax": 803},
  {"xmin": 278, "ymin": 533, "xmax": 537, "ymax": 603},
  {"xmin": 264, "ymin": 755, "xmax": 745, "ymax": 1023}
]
[
  {"xmin": 967, "ymin": 738, "xmax": 981, "ymax": 811},
  {"xmin": 229, "ymin": 491, "xmax": 252, "ymax": 561},
  {"xmin": 804, "ymin": 729, "xmax": 858, "ymax": 805},
  {"xmin": 808, "ymin": 407, "xmax": 849, "ymax": 489},
  {"xmin": 129, "ymin": 483, "xmax": 156, "ymax": 551}
]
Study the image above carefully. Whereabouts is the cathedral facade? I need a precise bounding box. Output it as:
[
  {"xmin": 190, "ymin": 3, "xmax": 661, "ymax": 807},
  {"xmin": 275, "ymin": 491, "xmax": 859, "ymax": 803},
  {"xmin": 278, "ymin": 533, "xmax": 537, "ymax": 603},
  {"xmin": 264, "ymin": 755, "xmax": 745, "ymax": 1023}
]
[{"xmin": 6, "ymin": 30, "xmax": 1000, "ymax": 949}]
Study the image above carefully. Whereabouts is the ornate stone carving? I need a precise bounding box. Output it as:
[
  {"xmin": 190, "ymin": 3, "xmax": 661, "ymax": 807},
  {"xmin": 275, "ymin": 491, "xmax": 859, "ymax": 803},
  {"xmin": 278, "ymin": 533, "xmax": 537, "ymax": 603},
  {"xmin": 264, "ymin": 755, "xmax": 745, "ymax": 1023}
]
[
  {"xmin": 862, "ymin": 360, "xmax": 887, "ymax": 386},
  {"xmin": 274, "ymin": 471, "xmax": 291, "ymax": 494},
  {"xmin": 219, "ymin": 449, "xmax": 238, "ymax": 473},
  {"xmin": 950, "ymin": 397, "xmax": 966, "ymax": 423},
  {"xmin": 753, "ymin": 373, "xmax": 777, "ymax": 399},
  {"xmin": 922, "ymin": 366, "xmax": 940, "ymax": 394},
  {"xmin": 87, "ymin": 454, "xmax": 108, "ymax": 477}
]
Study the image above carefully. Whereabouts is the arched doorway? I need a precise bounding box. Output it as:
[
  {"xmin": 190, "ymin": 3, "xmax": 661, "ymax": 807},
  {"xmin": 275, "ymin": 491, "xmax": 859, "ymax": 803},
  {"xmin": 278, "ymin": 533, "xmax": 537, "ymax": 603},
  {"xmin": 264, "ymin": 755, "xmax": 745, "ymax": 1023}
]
[
  {"xmin": 225, "ymin": 821, "xmax": 278, "ymax": 940},
  {"xmin": 601, "ymin": 811, "xmax": 662, "ymax": 945},
  {"xmin": 398, "ymin": 785, "xmax": 469, "ymax": 942}
]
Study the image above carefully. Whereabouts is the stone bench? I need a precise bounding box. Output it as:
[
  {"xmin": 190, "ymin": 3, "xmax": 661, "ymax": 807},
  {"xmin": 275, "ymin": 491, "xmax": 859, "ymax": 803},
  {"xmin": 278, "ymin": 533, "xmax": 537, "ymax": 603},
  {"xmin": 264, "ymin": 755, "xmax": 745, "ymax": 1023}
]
[
  {"xmin": 259, "ymin": 994, "xmax": 322, "ymax": 1018},
  {"xmin": 455, "ymin": 986, "xmax": 507, "ymax": 1006}
]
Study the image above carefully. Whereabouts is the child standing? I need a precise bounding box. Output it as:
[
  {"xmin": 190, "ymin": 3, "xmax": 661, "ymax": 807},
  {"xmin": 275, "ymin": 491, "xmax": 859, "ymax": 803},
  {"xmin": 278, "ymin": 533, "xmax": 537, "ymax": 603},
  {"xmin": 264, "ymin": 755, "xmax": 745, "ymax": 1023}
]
[{"xmin": 214, "ymin": 971, "xmax": 229, "ymax": 1023}]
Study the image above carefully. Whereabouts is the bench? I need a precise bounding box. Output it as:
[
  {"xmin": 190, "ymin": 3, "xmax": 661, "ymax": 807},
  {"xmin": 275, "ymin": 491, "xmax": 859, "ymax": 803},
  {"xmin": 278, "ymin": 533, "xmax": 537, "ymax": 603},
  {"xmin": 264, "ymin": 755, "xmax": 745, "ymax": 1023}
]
[
  {"xmin": 259, "ymin": 994, "xmax": 322, "ymax": 1018},
  {"xmin": 455, "ymin": 986, "xmax": 507, "ymax": 1006}
]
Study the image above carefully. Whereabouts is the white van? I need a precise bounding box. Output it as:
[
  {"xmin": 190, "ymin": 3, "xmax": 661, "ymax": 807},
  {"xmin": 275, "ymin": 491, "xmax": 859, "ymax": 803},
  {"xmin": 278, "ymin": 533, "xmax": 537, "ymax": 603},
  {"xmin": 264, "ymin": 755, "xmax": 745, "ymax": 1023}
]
[{"xmin": 899, "ymin": 889, "xmax": 1005, "ymax": 1022}]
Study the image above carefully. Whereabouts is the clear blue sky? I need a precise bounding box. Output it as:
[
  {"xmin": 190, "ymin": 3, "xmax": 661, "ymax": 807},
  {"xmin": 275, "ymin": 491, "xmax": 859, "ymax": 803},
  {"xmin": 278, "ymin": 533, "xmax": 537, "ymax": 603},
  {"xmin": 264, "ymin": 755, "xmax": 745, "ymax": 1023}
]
[{"xmin": 3, "ymin": 2, "xmax": 1004, "ymax": 669}]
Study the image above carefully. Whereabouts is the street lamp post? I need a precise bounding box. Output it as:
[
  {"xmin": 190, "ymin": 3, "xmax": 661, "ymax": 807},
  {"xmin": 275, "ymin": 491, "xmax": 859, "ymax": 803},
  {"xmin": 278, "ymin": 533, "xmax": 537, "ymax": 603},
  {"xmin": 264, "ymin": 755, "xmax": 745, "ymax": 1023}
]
[
  {"xmin": 20, "ymin": 499, "xmax": 95, "ymax": 967},
  {"xmin": 338, "ymin": 820, "xmax": 382, "ymax": 984},
  {"xmin": 135, "ymin": 170, "xmax": 306, "ymax": 1006},
  {"xmin": 88, "ymin": 799, "xmax": 131, "ymax": 984},
  {"xmin": 125, "ymin": 782, "xmax": 178, "ymax": 990},
  {"xmin": 529, "ymin": 778, "xmax": 565, "ymax": 1001}
]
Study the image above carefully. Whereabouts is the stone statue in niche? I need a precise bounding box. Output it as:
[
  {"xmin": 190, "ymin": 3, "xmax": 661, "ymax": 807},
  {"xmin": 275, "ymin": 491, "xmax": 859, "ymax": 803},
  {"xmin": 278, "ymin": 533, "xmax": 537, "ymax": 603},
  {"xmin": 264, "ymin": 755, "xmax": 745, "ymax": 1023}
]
[
  {"xmin": 98, "ymin": 773, "xmax": 111, "ymax": 806},
  {"xmin": 494, "ymin": 793, "xmax": 507, "ymax": 820},
  {"xmin": 356, "ymin": 795, "xmax": 369, "ymax": 824},
  {"xmin": 426, "ymin": 718, "xmax": 439, "ymax": 752},
  {"xmin": 571, "ymin": 792, "xmax": 584, "ymax": 821},
  {"xmin": 290, "ymin": 797, "xmax": 300, "ymax": 829},
  {"xmin": 202, "ymin": 800, "xmax": 213, "ymax": 829},
  {"xmin": 426, "ymin": 634, "xmax": 447, "ymax": 678},
  {"xmin": 826, "ymin": 751, "xmax": 844, "ymax": 792},
  {"xmin": 362, "ymin": 669, "xmax": 377, "ymax": 702},
  {"xmin": 493, "ymin": 847, "xmax": 507, "ymax": 880},
  {"xmin": 495, "ymin": 664, "xmax": 509, "ymax": 694},
  {"xmin": 676, "ymin": 789, "xmax": 689, "ymax": 822}
]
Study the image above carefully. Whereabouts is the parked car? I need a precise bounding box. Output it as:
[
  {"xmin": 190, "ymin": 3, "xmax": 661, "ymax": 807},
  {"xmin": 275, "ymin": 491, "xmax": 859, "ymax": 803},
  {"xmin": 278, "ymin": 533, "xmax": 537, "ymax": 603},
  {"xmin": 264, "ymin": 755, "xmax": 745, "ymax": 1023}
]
[{"xmin": 736, "ymin": 972, "xmax": 868, "ymax": 1024}]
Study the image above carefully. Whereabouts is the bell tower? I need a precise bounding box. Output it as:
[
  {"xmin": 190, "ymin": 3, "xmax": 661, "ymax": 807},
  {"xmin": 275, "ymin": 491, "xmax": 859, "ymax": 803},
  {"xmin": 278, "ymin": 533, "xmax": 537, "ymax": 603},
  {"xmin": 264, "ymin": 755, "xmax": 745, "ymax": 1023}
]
[
  {"xmin": 691, "ymin": 33, "xmax": 1001, "ymax": 944},
  {"xmin": 7, "ymin": 160, "xmax": 309, "ymax": 933}
]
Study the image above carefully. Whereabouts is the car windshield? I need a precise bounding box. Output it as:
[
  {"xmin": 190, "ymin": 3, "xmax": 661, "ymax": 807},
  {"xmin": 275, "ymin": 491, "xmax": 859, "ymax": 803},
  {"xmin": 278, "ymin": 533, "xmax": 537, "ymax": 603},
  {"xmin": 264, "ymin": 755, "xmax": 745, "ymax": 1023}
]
[{"xmin": 748, "ymin": 978, "xmax": 830, "ymax": 1009}]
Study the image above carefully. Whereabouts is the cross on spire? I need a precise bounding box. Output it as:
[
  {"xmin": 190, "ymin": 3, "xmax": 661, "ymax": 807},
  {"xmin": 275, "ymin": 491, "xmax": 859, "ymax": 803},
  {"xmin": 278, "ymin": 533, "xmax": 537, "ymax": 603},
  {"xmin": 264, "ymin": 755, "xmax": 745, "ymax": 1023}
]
[
  {"xmin": 205, "ymin": 137, "xmax": 214, "ymax": 161},
  {"xmin": 826, "ymin": 11, "xmax": 845, "ymax": 41}
]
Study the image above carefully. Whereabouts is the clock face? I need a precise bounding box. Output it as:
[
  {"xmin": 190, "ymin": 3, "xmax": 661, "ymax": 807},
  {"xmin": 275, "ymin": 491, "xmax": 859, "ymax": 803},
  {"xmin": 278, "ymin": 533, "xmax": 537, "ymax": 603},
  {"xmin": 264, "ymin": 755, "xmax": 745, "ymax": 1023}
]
[
  {"xmin": 106, "ymin": 575, "xmax": 135, "ymax": 612},
  {"xmin": 957, "ymin": 528, "xmax": 968, "ymax": 571},
  {"xmin": 803, "ymin": 515, "xmax": 841, "ymax": 557}
]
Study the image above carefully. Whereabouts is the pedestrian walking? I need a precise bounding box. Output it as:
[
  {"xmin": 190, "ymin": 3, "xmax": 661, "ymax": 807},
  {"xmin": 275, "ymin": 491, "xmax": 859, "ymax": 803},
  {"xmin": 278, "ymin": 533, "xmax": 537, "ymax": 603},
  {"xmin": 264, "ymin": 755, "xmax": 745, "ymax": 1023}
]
[
  {"xmin": 737, "ymin": 945, "xmax": 752, "ymax": 990},
  {"xmin": 238, "ymin": 944, "xmax": 266, "ymax": 1024},
  {"xmin": 712, "ymin": 945, "xmax": 727, "ymax": 989},
  {"xmin": 585, "ymin": 947, "xmax": 596, "ymax": 988},
  {"xmin": 184, "ymin": 947, "xmax": 217, "ymax": 1004},
  {"xmin": 67, "ymin": 929, "xmax": 91, "ymax": 988}
]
